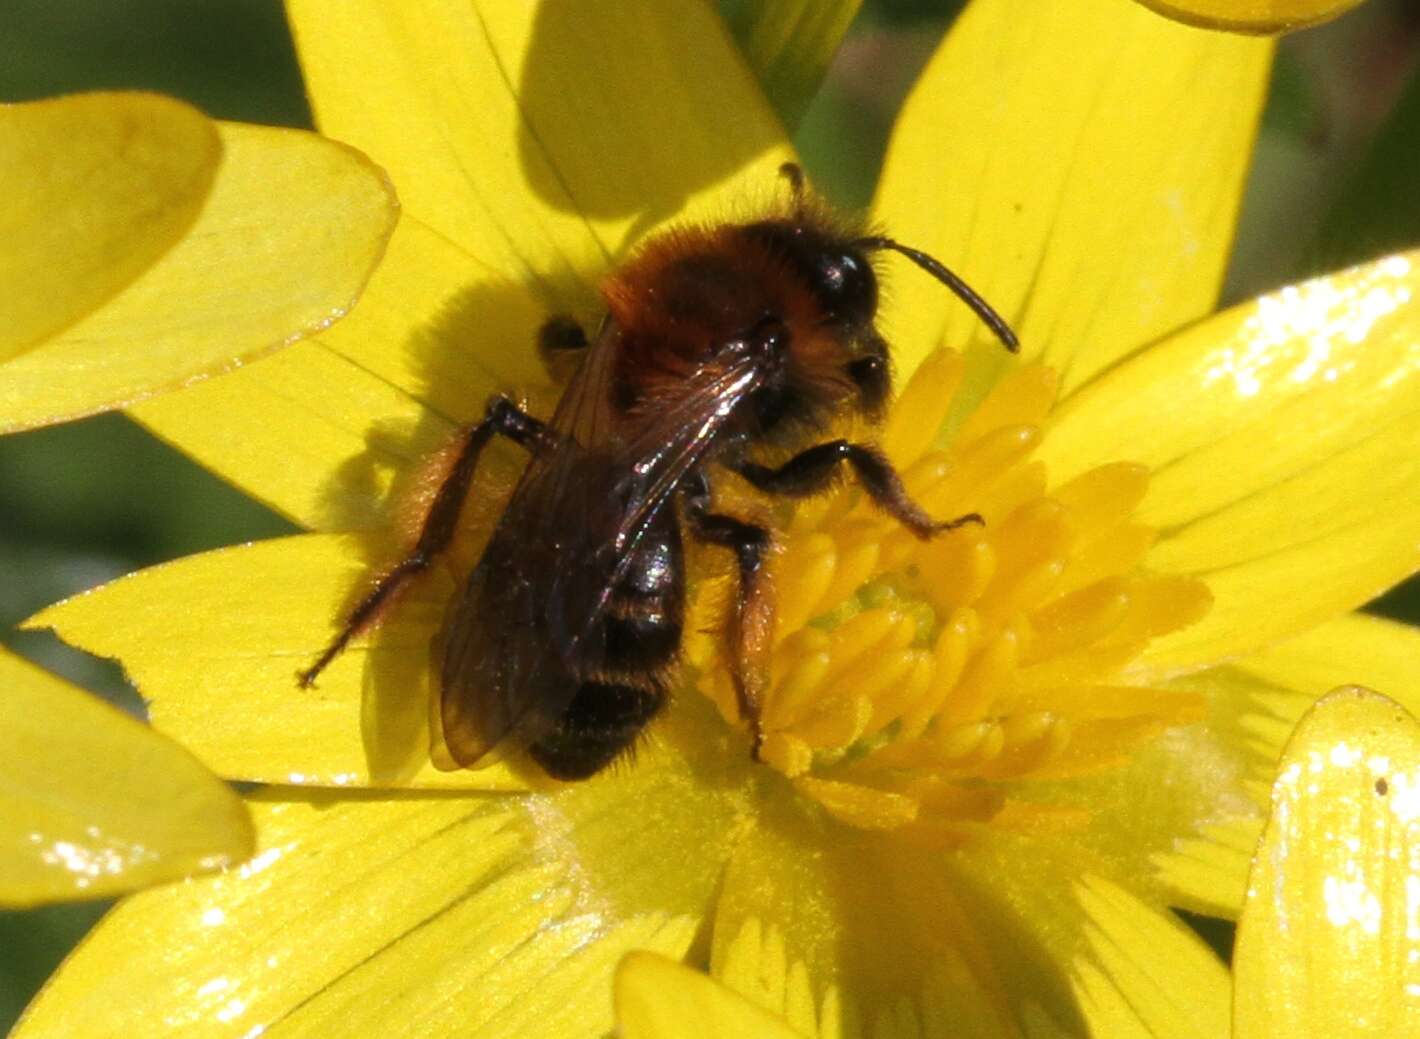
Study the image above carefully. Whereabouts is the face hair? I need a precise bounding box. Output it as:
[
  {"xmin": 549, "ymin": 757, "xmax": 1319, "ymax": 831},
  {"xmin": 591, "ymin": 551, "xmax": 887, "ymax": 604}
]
[{"xmin": 855, "ymin": 236, "xmax": 1020, "ymax": 353}]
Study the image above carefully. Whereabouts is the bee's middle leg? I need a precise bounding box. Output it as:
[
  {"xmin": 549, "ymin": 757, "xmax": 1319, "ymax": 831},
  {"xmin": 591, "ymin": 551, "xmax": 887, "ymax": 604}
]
[
  {"xmin": 729, "ymin": 440, "xmax": 982, "ymax": 540},
  {"xmin": 682, "ymin": 471, "xmax": 773, "ymax": 759},
  {"xmin": 298, "ymin": 394, "xmax": 548, "ymax": 687}
]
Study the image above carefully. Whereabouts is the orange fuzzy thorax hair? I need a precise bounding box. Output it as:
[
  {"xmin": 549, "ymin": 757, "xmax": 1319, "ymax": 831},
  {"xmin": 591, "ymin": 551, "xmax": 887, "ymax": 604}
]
[{"xmin": 599, "ymin": 220, "xmax": 861, "ymax": 424}]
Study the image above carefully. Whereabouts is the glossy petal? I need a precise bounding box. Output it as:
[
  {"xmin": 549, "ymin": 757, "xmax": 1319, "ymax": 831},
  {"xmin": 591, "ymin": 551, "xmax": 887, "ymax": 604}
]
[
  {"xmin": 286, "ymin": 0, "xmax": 791, "ymax": 303},
  {"xmin": 131, "ymin": 216, "xmax": 548, "ymax": 531},
  {"xmin": 0, "ymin": 122, "xmax": 398, "ymax": 433},
  {"xmin": 725, "ymin": 0, "xmax": 863, "ymax": 129},
  {"xmin": 26, "ymin": 534, "xmax": 513, "ymax": 789},
  {"xmin": 1234, "ymin": 687, "xmax": 1420, "ymax": 1039},
  {"xmin": 0, "ymin": 648, "xmax": 252, "ymax": 907},
  {"xmin": 873, "ymin": 0, "xmax": 1270, "ymax": 393},
  {"xmin": 11, "ymin": 788, "xmax": 712, "ymax": 1039},
  {"xmin": 616, "ymin": 953, "xmax": 804, "ymax": 1039},
  {"xmin": 1038, "ymin": 252, "xmax": 1420, "ymax": 673},
  {"xmin": 0, "ymin": 92, "xmax": 218, "ymax": 360},
  {"xmin": 1135, "ymin": 0, "xmax": 1367, "ymax": 34}
]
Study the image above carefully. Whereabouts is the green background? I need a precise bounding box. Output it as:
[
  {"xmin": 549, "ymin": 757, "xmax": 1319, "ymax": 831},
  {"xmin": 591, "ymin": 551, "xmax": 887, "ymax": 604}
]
[{"xmin": 2, "ymin": 0, "xmax": 1419, "ymax": 1028}]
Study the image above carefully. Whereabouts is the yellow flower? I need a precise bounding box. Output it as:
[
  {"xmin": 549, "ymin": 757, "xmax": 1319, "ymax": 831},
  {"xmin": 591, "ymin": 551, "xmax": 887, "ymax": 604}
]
[
  {"xmin": 0, "ymin": 90, "xmax": 397, "ymax": 432},
  {"xmin": 1133, "ymin": 0, "xmax": 1368, "ymax": 34},
  {"xmin": 0, "ymin": 648, "xmax": 252, "ymax": 907},
  {"xmin": 614, "ymin": 687, "xmax": 1420, "ymax": 1038},
  {"xmin": 14, "ymin": 1, "xmax": 1420, "ymax": 1036}
]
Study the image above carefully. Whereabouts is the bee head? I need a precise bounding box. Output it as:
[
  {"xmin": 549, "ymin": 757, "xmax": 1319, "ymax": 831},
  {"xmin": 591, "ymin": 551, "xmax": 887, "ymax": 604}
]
[{"xmin": 740, "ymin": 220, "xmax": 880, "ymax": 331}]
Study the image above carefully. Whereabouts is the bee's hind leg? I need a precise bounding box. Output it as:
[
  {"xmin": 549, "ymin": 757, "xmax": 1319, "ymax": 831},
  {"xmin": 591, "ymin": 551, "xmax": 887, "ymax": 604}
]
[
  {"xmin": 297, "ymin": 395, "xmax": 549, "ymax": 688},
  {"xmin": 681, "ymin": 471, "xmax": 774, "ymax": 760}
]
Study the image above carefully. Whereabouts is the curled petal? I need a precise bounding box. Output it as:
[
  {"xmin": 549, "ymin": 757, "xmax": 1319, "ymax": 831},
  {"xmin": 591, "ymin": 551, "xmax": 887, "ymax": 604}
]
[
  {"xmin": 0, "ymin": 92, "xmax": 218, "ymax": 362},
  {"xmin": 0, "ymin": 122, "xmax": 398, "ymax": 432},
  {"xmin": 1134, "ymin": 0, "xmax": 1368, "ymax": 35},
  {"xmin": 0, "ymin": 649, "xmax": 252, "ymax": 907}
]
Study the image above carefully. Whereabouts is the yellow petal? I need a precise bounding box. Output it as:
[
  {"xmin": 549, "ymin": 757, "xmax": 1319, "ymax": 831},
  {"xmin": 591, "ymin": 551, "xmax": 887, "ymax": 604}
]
[
  {"xmin": 725, "ymin": 0, "xmax": 863, "ymax": 129},
  {"xmin": 1037, "ymin": 252, "xmax": 1420, "ymax": 672},
  {"xmin": 28, "ymin": 536, "xmax": 760, "ymax": 826},
  {"xmin": 947, "ymin": 835, "xmax": 1231, "ymax": 1037},
  {"xmin": 0, "ymin": 648, "xmax": 251, "ymax": 907},
  {"xmin": 130, "ymin": 214, "xmax": 551, "ymax": 531},
  {"xmin": 135, "ymin": 337, "xmax": 454, "ymax": 531},
  {"xmin": 710, "ymin": 812, "xmax": 1029, "ymax": 1035},
  {"xmin": 1237, "ymin": 612, "xmax": 1420, "ymax": 717},
  {"xmin": 1056, "ymin": 253, "xmax": 1420, "ymax": 534},
  {"xmin": 11, "ymin": 790, "xmax": 704, "ymax": 1039},
  {"xmin": 0, "ymin": 92, "xmax": 219, "ymax": 360},
  {"xmin": 616, "ymin": 952, "xmax": 805, "ymax": 1039},
  {"xmin": 1135, "ymin": 0, "xmax": 1367, "ymax": 34},
  {"xmin": 873, "ymin": 0, "xmax": 1270, "ymax": 393},
  {"xmin": 1152, "ymin": 817, "xmax": 1260, "ymax": 918},
  {"xmin": 286, "ymin": 0, "xmax": 791, "ymax": 300},
  {"xmin": 1234, "ymin": 687, "xmax": 1420, "ymax": 1039},
  {"xmin": 26, "ymin": 534, "xmax": 506, "ymax": 789},
  {"xmin": 0, "ymin": 122, "xmax": 397, "ymax": 433},
  {"xmin": 1071, "ymin": 875, "xmax": 1231, "ymax": 1039},
  {"xmin": 1024, "ymin": 706, "xmax": 1263, "ymax": 917},
  {"xmin": 1141, "ymin": 617, "xmax": 1420, "ymax": 916}
]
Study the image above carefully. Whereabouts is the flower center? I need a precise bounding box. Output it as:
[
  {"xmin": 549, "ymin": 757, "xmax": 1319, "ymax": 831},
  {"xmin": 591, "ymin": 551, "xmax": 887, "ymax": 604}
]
[{"xmin": 688, "ymin": 351, "xmax": 1211, "ymax": 831}]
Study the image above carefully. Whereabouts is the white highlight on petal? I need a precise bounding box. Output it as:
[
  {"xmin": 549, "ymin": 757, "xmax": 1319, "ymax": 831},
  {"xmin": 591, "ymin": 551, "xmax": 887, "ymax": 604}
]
[
  {"xmin": 237, "ymin": 846, "xmax": 282, "ymax": 879},
  {"xmin": 1203, "ymin": 256, "xmax": 1414, "ymax": 399},
  {"xmin": 1323, "ymin": 874, "xmax": 1382, "ymax": 934}
]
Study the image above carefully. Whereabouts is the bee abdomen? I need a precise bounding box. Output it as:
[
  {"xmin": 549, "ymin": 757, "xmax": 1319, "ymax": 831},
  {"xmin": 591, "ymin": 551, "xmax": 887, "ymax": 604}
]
[
  {"xmin": 596, "ymin": 517, "xmax": 684, "ymax": 674},
  {"xmin": 601, "ymin": 599, "xmax": 682, "ymax": 671},
  {"xmin": 530, "ymin": 510, "xmax": 683, "ymax": 779},
  {"xmin": 528, "ymin": 680, "xmax": 667, "ymax": 780}
]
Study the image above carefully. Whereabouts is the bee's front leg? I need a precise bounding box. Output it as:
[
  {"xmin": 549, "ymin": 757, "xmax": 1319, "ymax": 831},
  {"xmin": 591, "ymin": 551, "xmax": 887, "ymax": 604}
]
[{"xmin": 729, "ymin": 440, "xmax": 982, "ymax": 540}]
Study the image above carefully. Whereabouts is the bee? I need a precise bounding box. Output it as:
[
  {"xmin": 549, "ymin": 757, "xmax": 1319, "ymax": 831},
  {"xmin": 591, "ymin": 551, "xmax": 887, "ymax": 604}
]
[{"xmin": 299, "ymin": 163, "xmax": 1018, "ymax": 780}]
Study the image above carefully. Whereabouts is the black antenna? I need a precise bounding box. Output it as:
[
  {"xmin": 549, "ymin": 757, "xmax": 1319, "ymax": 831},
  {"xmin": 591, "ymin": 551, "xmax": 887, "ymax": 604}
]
[
  {"xmin": 855, "ymin": 236, "xmax": 1019, "ymax": 353},
  {"xmin": 778, "ymin": 162, "xmax": 806, "ymax": 214}
]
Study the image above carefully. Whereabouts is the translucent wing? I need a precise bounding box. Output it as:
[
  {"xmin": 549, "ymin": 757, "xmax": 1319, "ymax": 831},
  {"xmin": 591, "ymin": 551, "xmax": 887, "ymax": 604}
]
[{"xmin": 439, "ymin": 325, "xmax": 765, "ymax": 768}]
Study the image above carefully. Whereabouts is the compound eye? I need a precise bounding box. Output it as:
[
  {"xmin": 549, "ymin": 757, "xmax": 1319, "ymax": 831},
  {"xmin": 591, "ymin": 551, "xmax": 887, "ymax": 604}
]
[{"xmin": 815, "ymin": 251, "xmax": 877, "ymax": 325}]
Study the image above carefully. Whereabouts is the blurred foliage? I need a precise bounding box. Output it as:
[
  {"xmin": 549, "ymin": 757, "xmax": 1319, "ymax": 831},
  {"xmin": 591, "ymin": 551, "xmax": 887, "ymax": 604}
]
[
  {"xmin": 0, "ymin": 901, "xmax": 107, "ymax": 1026},
  {"xmin": 1314, "ymin": 65, "xmax": 1420, "ymax": 270},
  {"xmin": 0, "ymin": 0, "xmax": 1417, "ymax": 1029},
  {"xmin": 0, "ymin": 0, "xmax": 309, "ymax": 125}
]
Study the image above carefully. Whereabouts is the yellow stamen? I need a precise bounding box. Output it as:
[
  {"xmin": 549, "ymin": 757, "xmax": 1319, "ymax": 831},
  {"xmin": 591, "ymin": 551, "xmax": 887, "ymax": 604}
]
[{"xmin": 692, "ymin": 351, "xmax": 1212, "ymax": 831}]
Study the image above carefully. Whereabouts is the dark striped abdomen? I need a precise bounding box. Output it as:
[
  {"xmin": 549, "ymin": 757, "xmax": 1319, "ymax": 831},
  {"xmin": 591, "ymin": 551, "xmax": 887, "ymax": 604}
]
[{"xmin": 528, "ymin": 510, "xmax": 684, "ymax": 779}]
